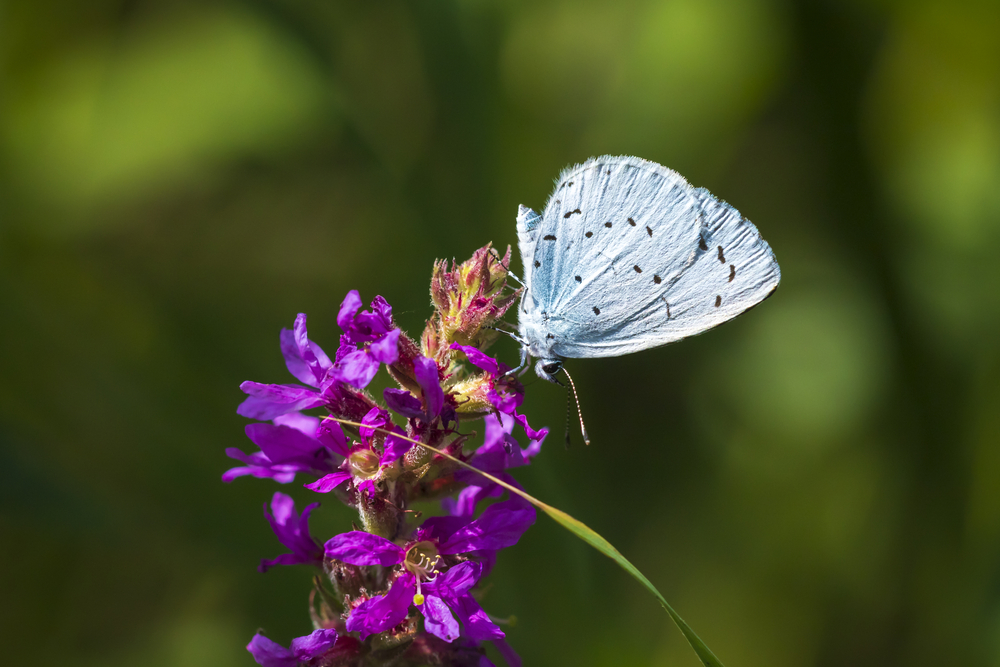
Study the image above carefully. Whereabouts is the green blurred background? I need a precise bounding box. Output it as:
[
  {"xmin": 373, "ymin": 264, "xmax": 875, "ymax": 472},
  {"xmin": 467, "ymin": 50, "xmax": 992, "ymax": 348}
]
[{"xmin": 3, "ymin": 0, "xmax": 1000, "ymax": 665}]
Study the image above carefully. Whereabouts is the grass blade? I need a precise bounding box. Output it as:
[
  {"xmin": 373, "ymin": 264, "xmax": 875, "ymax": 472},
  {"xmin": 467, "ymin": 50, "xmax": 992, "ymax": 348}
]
[{"xmin": 326, "ymin": 417, "xmax": 726, "ymax": 667}]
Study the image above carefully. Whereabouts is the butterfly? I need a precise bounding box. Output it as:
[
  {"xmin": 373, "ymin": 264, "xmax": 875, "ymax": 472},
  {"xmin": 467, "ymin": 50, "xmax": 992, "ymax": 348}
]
[{"xmin": 513, "ymin": 155, "xmax": 781, "ymax": 385}]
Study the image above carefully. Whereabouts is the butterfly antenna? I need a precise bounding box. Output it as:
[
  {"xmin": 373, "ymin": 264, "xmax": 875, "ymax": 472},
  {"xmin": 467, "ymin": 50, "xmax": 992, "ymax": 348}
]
[
  {"xmin": 563, "ymin": 383, "xmax": 572, "ymax": 449},
  {"xmin": 489, "ymin": 248, "xmax": 525, "ymax": 288},
  {"xmin": 561, "ymin": 367, "xmax": 591, "ymax": 446}
]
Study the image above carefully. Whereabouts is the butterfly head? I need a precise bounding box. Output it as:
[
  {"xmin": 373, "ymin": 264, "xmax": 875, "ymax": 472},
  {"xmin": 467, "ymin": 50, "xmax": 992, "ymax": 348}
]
[{"xmin": 534, "ymin": 358, "xmax": 563, "ymax": 383}]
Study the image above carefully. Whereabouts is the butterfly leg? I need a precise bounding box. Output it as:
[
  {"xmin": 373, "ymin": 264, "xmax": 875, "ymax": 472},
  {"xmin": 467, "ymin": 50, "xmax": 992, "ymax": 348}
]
[{"xmin": 501, "ymin": 344, "xmax": 530, "ymax": 379}]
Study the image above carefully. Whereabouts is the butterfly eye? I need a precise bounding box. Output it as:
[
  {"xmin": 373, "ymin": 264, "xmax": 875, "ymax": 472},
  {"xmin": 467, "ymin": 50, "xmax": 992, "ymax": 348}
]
[{"xmin": 542, "ymin": 362, "xmax": 561, "ymax": 375}]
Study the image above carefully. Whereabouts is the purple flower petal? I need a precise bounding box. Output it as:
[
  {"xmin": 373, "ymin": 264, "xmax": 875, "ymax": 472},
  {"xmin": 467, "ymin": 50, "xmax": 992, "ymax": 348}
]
[
  {"xmin": 223, "ymin": 448, "xmax": 302, "ymax": 484},
  {"xmin": 444, "ymin": 475, "xmax": 511, "ymax": 517},
  {"xmin": 416, "ymin": 514, "xmax": 470, "ymax": 545},
  {"xmin": 272, "ymin": 411, "xmax": 319, "ymax": 436},
  {"xmin": 369, "ymin": 296, "xmax": 394, "ymax": 329},
  {"xmin": 260, "ymin": 493, "xmax": 323, "ymax": 572},
  {"xmin": 337, "ymin": 290, "xmax": 363, "ymax": 331},
  {"xmin": 380, "ymin": 429, "xmax": 414, "ymax": 466},
  {"xmin": 247, "ymin": 633, "xmax": 297, "ymax": 667},
  {"xmin": 245, "ymin": 423, "xmax": 324, "ymax": 465},
  {"xmin": 492, "ymin": 638, "xmax": 521, "ymax": 667},
  {"xmin": 349, "ymin": 296, "xmax": 394, "ymax": 341},
  {"xmin": 513, "ymin": 410, "xmax": 548, "ymax": 443},
  {"xmin": 362, "ymin": 574, "xmax": 415, "ymax": 635},
  {"xmin": 453, "ymin": 593, "xmax": 504, "ymax": 640},
  {"xmin": 424, "ymin": 561, "xmax": 480, "ymax": 601},
  {"xmin": 487, "ymin": 383, "xmax": 523, "ymax": 414},
  {"xmin": 369, "ymin": 328, "xmax": 401, "ymax": 365},
  {"xmin": 450, "ymin": 343, "xmax": 500, "ymax": 375},
  {"xmin": 278, "ymin": 314, "xmax": 332, "ymax": 388},
  {"xmin": 383, "ymin": 388, "xmax": 424, "ymax": 420},
  {"xmin": 293, "ymin": 314, "xmax": 332, "ymax": 376},
  {"xmin": 345, "ymin": 597, "xmax": 377, "ymax": 640},
  {"xmin": 281, "ymin": 327, "xmax": 315, "ymax": 387},
  {"xmin": 421, "ymin": 594, "xmax": 460, "ymax": 643},
  {"xmin": 414, "ymin": 355, "xmax": 444, "ymax": 418},
  {"xmin": 238, "ymin": 382, "xmax": 324, "ymax": 420},
  {"xmin": 325, "ymin": 531, "xmax": 405, "ymax": 566},
  {"xmin": 289, "ymin": 628, "xmax": 339, "ymax": 661},
  {"xmin": 439, "ymin": 499, "xmax": 536, "ymax": 554},
  {"xmin": 304, "ymin": 471, "xmax": 351, "ymax": 493},
  {"xmin": 360, "ymin": 407, "xmax": 387, "ymax": 440},
  {"xmin": 332, "ymin": 350, "xmax": 380, "ymax": 389},
  {"xmin": 316, "ymin": 419, "xmax": 351, "ymax": 458}
]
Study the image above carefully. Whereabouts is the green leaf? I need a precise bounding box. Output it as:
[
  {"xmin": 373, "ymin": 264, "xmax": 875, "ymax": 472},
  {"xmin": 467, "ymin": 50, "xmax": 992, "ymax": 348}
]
[{"xmin": 327, "ymin": 417, "xmax": 727, "ymax": 667}]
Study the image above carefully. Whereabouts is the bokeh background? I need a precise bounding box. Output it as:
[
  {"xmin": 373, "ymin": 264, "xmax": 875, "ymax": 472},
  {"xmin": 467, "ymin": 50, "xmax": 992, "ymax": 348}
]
[{"xmin": 3, "ymin": 0, "xmax": 1000, "ymax": 665}]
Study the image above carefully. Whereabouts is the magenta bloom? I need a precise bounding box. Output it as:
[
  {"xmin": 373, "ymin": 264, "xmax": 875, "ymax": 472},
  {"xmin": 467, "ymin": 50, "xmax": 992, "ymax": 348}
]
[
  {"xmin": 247, "ymin": 628, "xmax": 338, "ymax": 667},
  {"xmin": 383, "ymin": 354, "xmax": 449, "ymax": 425},
  {"xmin": 304, "ymin": 407, "xmax": 412, "ymax": 495},
  {"xmin": 325, "ymin": 498, "xmax": 535, "ymax": 643},
  {"xmin": 223, "ymin": 412, "xmax": 347, "ymax": 484},
  {"xmin": 238, "ymin": 314, "xmax": 332, "ymax": 421},
  {"xmin": 449, "ymin": 343, "xmax": 546, "ymax": 442},
  {"xmin": 260, "ymin": 492, "xmax": 323, "ymax": 573},
  {"xmin": 443, "ymin": 413, "xmax": 545, "ymax": 517},
  {"xmin": 449, "ymin": 343, "xmax": 523, "ymax": 413},
  {"xmin": 330, "ymin": 291, "xmax": 401, "ymax": 389}
]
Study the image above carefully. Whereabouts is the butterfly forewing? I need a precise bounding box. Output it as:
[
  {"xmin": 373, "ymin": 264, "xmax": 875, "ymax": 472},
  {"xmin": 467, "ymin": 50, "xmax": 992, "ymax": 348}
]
[{"xmin": 523, "ymin": 155, "xmax": 780, "ymax": 359}]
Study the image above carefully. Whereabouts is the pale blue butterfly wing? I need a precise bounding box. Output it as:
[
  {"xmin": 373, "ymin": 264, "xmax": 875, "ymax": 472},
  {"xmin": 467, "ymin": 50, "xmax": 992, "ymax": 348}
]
[
  {"xmin": 515, "ymin": 204, "xmax": 543, "ymax": 289},
  {"xmin": 518, "ymin": 155, "xmax": 780, "ymax": 362}
]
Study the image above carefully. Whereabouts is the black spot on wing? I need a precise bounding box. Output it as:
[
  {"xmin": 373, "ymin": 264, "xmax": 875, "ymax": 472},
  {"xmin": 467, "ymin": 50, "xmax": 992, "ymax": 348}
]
[
  {"xmin": 715, "ymin": 295, "xmax": 722, "ymax": 307},
  {"xmin": 633, "ymin": 265, "xmax": 642, "ymax": 273},
  {"xmin": 585, "ymin": 231, "xmax": 593, "ymax": 238},
  {"xmin": 604, "ymin": 221, "xmax": 612, "ymax": 228},
  {"xmin": 575, "ymin": 275, "xmax": 582, "ymax": 282},
  {"xmin": 543, "ymin": 234, "xmax": 556, "ymax": 241},
  {"xmin": 564, "ymin": 208, "xmax": 581, "ymax": 219},
  {"xmin": 698, "ymin": 236, "xmax": 708, "ymax": 251},
  {"xmin": 653, "ymin": 274, "xmax": 661, "ymax": 284},
  {"xmin": 729, "ymin": 264, "xmax": 736, "ymax": 282},
  {"xmin": 646, "ymin": 226, "xmax": 653, "ymax": 237},
  {"xmin": 593, "ymin": 306, "xmax": 601, "ymax": 315},
  {"xmin": 534, "ymin": 260, "xmax": 540, "ymax": 268},
  {"xmin": 717, "ymin": 246, "xmax": 726, "ymax": 263},
  {"xmin": 628, "ymin": 218, "xmax": 636, "ymax": 226}
]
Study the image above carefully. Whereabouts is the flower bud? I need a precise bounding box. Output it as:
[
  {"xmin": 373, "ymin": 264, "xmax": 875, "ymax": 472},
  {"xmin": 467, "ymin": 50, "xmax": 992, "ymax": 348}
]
[
  {"xmin": 357, "ymin": 487, "xmax": 403, "ymax": 540},
  {"xmin": 422, "ymin": 244, "xmax": 520, "ymax": 362}
]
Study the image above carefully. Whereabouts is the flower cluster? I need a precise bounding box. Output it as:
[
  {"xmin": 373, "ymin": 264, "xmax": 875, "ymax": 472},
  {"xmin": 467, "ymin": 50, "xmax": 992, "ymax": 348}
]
[{"xmin": 225, "ymin": 245, "xmax": 546, "ymax": 667}]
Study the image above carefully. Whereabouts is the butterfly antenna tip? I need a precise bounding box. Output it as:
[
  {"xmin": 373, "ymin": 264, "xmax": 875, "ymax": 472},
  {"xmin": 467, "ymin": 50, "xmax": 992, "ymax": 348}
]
[{"xmin": 561, "ymin": 367, "xmax": 591, "ymax": 446}]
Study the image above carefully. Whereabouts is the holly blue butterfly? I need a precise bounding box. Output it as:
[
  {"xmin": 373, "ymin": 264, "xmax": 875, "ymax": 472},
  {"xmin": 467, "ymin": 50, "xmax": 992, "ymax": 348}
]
[{"xmin": 513, "ymin": 155, "xmax": 781, "ymax": 384}]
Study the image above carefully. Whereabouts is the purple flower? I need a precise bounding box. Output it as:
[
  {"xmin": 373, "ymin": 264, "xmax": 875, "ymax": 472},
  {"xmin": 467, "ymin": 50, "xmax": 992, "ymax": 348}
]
[
  {"xmin": 224, "ymin": 413, "xmax": 346, "ymax": 484},
  {"xmin": 330, "ymin": 291, "xmax": 402, "ymax": 389},
  {"xmin": 383, "ymin": 354, "xmax": 453, "ymax": 426},
  {"xmin": 326, "ymin": 498, "xmax": 534, "ymax": 643},
  {"xmin": 260, "ymin": 492, "xmax": 323, "ymax": 573},
  {"xmin": 443, "ymin": 413, "xmax": 545, "ymax": 517},
  {"xmin": 247, "ymin": 628, "xmax": 338, "ymax": 667},
  {"xmin": 450, "ymin": 343, "xmax": 522, "ymax": 414},
  {"xmin": 304, "ymin": 407, "xmax": 412, "ymax": 494},
  {"xmin": 238, "ymin": 314, "xmax": 332, "ymax": 421}
]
